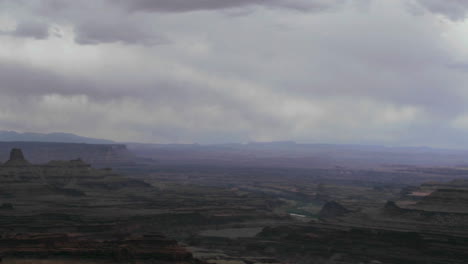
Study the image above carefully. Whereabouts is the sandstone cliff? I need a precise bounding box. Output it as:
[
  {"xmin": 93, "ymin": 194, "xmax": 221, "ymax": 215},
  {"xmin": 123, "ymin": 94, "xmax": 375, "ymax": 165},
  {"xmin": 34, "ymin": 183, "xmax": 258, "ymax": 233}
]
[{"xmin": 0, "ymin": 142, "xmax": 134, "ymax": 167}]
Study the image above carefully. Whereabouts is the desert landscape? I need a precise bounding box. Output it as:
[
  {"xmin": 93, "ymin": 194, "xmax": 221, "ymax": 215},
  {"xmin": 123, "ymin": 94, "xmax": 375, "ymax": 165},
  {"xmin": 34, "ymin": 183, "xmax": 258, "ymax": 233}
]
[
  {"xmin": 0, "ymin": 141, "xmax": 468, "ymax": 263},
  {"xmin": 1, "ymin": 0, "xmax": 468, "ymax": 263}
]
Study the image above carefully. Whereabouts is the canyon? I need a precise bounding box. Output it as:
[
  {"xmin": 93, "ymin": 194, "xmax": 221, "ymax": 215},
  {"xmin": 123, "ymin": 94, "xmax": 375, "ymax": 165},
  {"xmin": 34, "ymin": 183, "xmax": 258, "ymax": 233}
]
[{"xmin": 1, "ymin": 143, "xmax": 468, "ymax": 263}]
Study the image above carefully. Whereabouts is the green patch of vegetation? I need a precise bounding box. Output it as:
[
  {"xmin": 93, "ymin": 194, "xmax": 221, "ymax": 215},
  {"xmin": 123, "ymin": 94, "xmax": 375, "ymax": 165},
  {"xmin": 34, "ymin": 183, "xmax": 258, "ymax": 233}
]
[{"xmin": 287, "ymin": 208, "xmax": 319, "ymax": 218}]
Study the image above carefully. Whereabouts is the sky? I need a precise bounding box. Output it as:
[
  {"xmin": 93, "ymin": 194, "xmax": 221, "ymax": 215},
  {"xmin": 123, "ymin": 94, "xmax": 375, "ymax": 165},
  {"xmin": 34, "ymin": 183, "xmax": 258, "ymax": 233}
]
[{"xmin": 1, "ymin": 0, "xmax": 468, "ymax": 147}]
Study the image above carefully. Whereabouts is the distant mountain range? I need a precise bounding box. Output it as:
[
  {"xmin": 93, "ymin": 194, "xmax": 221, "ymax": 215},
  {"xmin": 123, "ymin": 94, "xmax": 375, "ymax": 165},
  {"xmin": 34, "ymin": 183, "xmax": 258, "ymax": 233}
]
[
  {"xmin": 3, "ymin": 130, "xmax": 468, "ymax": 168},
  {"xmin": 0, "ymin": 131, "xmax": 114, "ymax": 144},
  {"xmin": 127, "ymin": 141, "xmax": 468, "ymax": 168}
]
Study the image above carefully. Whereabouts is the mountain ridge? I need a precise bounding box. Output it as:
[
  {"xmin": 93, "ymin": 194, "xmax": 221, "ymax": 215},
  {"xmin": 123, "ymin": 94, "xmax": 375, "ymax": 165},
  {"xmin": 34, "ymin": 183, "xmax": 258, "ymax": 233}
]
[{"xmin": 0, "ymin": 130, "xmax": 114, "ymax": 144}]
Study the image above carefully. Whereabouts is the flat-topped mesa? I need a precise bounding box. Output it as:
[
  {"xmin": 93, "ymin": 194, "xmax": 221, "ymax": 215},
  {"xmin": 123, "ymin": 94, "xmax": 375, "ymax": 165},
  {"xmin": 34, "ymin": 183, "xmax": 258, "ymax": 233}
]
[
  {"xmin": 415, "ymin": 188, "xmax": 468, "ymax": 213},
  {"xmin": 0, "ymin": 148, "xmax": 93, "ymax": 168},
  {"xmin": 3, "ymin": 148, "xmax": 31, "ymax": 167},
  {"xmin": 45, "ymin": 158, "xmax": 92, "ymax": 168}
]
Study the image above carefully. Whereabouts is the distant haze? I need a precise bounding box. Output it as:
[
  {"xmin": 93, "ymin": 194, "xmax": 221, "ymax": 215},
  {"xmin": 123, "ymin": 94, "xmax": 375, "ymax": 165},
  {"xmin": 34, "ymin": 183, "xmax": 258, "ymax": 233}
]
[
  {"xmin": 1, "ymin": 1, "xmax": 468, "ymax": 147},
  {"xmin": 0, "ymin": 131, "xmax": 114, "ymax": 144}
]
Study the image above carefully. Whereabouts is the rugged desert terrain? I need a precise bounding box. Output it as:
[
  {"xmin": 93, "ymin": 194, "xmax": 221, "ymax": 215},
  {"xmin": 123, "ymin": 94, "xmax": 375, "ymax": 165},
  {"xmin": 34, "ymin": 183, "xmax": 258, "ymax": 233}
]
[{"xmin": 1, "ymin": 143, "xmax": 468, "ymax": 263}]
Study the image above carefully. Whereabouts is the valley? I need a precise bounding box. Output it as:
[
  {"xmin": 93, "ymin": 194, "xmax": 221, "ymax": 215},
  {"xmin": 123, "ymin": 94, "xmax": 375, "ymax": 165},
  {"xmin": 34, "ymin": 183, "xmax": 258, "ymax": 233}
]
[{"xmin": 1, "ymin": 143, "xmax": 468, "ymax": 263}]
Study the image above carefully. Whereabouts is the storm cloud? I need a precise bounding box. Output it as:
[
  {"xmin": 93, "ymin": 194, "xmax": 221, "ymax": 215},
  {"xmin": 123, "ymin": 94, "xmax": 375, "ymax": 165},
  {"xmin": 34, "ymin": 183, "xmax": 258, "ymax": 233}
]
[
  {"xmin": 0, "ymin": 0, "xmax": 468, "ymax": 147},
  {"xmin": 113, "ymin": 0, "xmax": 347, "ymax": 13},
  {"xmin": 413, "ymin": 0, "xmax": 468, "ymax": 21},
  {"xmin": 0, "ymin": 20, "xmax": 49, "ymax": 39}
]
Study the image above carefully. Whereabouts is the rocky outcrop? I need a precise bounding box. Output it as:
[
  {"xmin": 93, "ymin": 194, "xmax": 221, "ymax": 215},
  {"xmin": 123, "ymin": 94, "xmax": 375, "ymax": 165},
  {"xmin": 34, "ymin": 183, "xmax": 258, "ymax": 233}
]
[
  {"xmin": 0, "ymin": 142, "xmax": 135, "ymax": 167},
  {"xmin": 0, "ymin": 149, "xmax": 200, "ymax": 263},
  {"xmin": 318, "ymin": 201, "xmax": 350, "ymax": 218},
  {"xmin": 257, "ymin": 223, "xmax": 468, "ymax": 264},
  {"xmin": 3, "ymin": 148, "xmax": 30, "ymax": 167},
  {"xmin": 383, "ymin": 201, "xmax": 405, "ymax": 216},
  {"xmin": 0, "ymin": 149, "xmax": 152, "ymax": 194},
  {"xmin": 256, "ymin": 184, "xmax": 468, "ymax": 264},
  {"xmin": 0, "ymin": 233, "xmax": 199, "ymax": 262},
  {"xmin": 45, "ymin": 158, "xmax": 91, "ymax": 168},
  {"xmin": 415, "ymin": 188, "xmax": 468, "ymax": 213}
]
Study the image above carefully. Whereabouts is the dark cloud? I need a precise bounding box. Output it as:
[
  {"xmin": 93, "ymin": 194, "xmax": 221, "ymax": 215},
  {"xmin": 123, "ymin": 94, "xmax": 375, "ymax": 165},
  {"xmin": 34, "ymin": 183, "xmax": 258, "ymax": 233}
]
[
  {"xmin": 0, "ymin": 61, "xmax": 91, "ymax": 98},
  {"xmin": 1, "ymin": 0, "xmax": 468, "ymax": 145},
  {"xmin": 0, "ymin": 59, "xmax": 254, "ymax": 108},
  {"xmin": 114, "ymin": 0, "xmax": 345, "ymax": 13},
  {"xmin": 0, "ymin": 20, "xmax": 49, "ymax": 39},
  {"xmin": 28, "ymin": 0, "xmax": 348, "ymax": 45},
  {"xmin": 0, "ymin": 0, "xmax": 357, "ymax": 46},
  {"xmin": 413, "ymin": 0, "xmax": 468, "ymax": 21},
  {"xmin": 0, "ymin": 59, "xmax": 286, "ymax": 143},
  {"xmin": 22, "ymin": 1, "xmax": 170, "ymax": 46},
  {"xmin": 74, "ymin": 21, "xmax": 168, "ymax": 45}
]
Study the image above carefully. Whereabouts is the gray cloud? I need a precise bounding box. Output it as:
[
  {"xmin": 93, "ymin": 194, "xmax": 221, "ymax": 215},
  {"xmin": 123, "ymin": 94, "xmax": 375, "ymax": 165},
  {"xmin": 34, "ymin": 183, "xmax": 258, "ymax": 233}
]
[
  {"xmin": 412, "ymin": 0, "xmax": 468, "ymax": 21},
  {"xmin": 115, "ymin": 0, "xmax": 346, "ymax": 13},
  {"xmin": 0, "ymin": 0, "xmax": 468, "ymax": 146},
  {"xmin": 0, "ymin": 0, "xmax": 165, "ymax": 45},
  {"xmin": 0, "ymin": 0, "xmax": 365, "ymax": 46},
  {"xmin": 0, "ymin": 59, "xmax": 285, "ymax": 143},
  {"xmin": 74, "ymin": 21, "xmax": 168, "ymax": 45},
  {"xmin": 2, "ymin": 0, "xmax": 352, "ymax": 46},
  {"xmin": 0, "ymin": 20, "xmax": 49, "ymax": 39}
]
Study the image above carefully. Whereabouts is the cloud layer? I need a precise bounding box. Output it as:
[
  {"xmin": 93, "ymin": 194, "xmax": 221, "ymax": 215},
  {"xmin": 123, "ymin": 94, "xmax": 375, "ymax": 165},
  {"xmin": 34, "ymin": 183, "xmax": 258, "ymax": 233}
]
[
  {"xmin": 0, "ymin": 0, "xmax": 468, "ymax": 147},
  {"xmin": 413, "ymin": 0, "xmax": 468, "ymax": 21},
  {"xmin": 114, "ymin": 0, "xmax": 346, "ymax": 12}
]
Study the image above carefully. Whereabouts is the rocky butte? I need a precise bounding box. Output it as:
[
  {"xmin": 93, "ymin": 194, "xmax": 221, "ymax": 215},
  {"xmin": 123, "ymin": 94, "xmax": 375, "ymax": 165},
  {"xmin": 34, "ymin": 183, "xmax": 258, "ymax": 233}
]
[
  {"xmin": 0, "ymin": 142, "xmax": 135, "ymax": 167},
  {"xmin": 2, "ymin": 148, "xmax": 31, "ymax": 167},
  {"xmin": 0, "ymin": 148, "xmax": 201, "ymax": 264},
  {"xmin": 318, "ymin": 200, "xmax": 351, "ymax": 219},
  {"xmin": 257, "ymin": 179, "xmax": 468, "ymax": 264}
]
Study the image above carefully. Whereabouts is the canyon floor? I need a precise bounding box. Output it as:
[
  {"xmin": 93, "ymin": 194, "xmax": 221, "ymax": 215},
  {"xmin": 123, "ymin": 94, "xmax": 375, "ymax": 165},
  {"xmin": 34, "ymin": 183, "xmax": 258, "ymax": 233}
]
[{"xmin": 1, "ymin": 144, "xmax": 468, "ymax": 263}]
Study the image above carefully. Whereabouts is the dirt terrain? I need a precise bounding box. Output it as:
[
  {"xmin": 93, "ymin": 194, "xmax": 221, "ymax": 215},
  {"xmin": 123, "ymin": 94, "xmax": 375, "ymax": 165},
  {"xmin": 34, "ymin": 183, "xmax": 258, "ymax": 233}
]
[{"xmin": 1, "ymin": 144, "xmax": 468, "ymax": 263}]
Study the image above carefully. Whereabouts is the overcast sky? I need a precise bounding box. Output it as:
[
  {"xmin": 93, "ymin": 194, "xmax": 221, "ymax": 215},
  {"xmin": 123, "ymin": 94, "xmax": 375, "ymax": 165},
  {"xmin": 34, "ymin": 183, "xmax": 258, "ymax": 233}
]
[{"xmin": 1, "ymin": 0, "xmax": 468, "ymax": 146}]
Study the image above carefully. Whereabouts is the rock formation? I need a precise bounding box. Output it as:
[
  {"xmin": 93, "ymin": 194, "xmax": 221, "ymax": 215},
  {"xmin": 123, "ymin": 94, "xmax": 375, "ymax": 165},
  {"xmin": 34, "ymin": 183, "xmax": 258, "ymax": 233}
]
[
  {"xmin": 318, "ymin": 201, "xmax": 350, "ymax": 218},
  {"xmin": 383, "ymin": 200, "xmax": 405, "ymax": 216},
  {"xmin": 0, "ymin": 233, "xmax": 199, "ymax": 262},
  {"xmin": 45, "ymin": 158, "xmax": 91, "ymax": 168},
  {"xmin": 0, "ymin": 148, "xmax": 201, "ymax": 263},
  {"xmin": 3, "ymin": 148, "xmax": 30, "ymax": 167},
  {"xmin": 0, "ymin": 142, "xmax": 135, "ymax": 167},
  {"xmin": 415, "ymin": 188, "xmax": 468, "ymax": 213}
]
